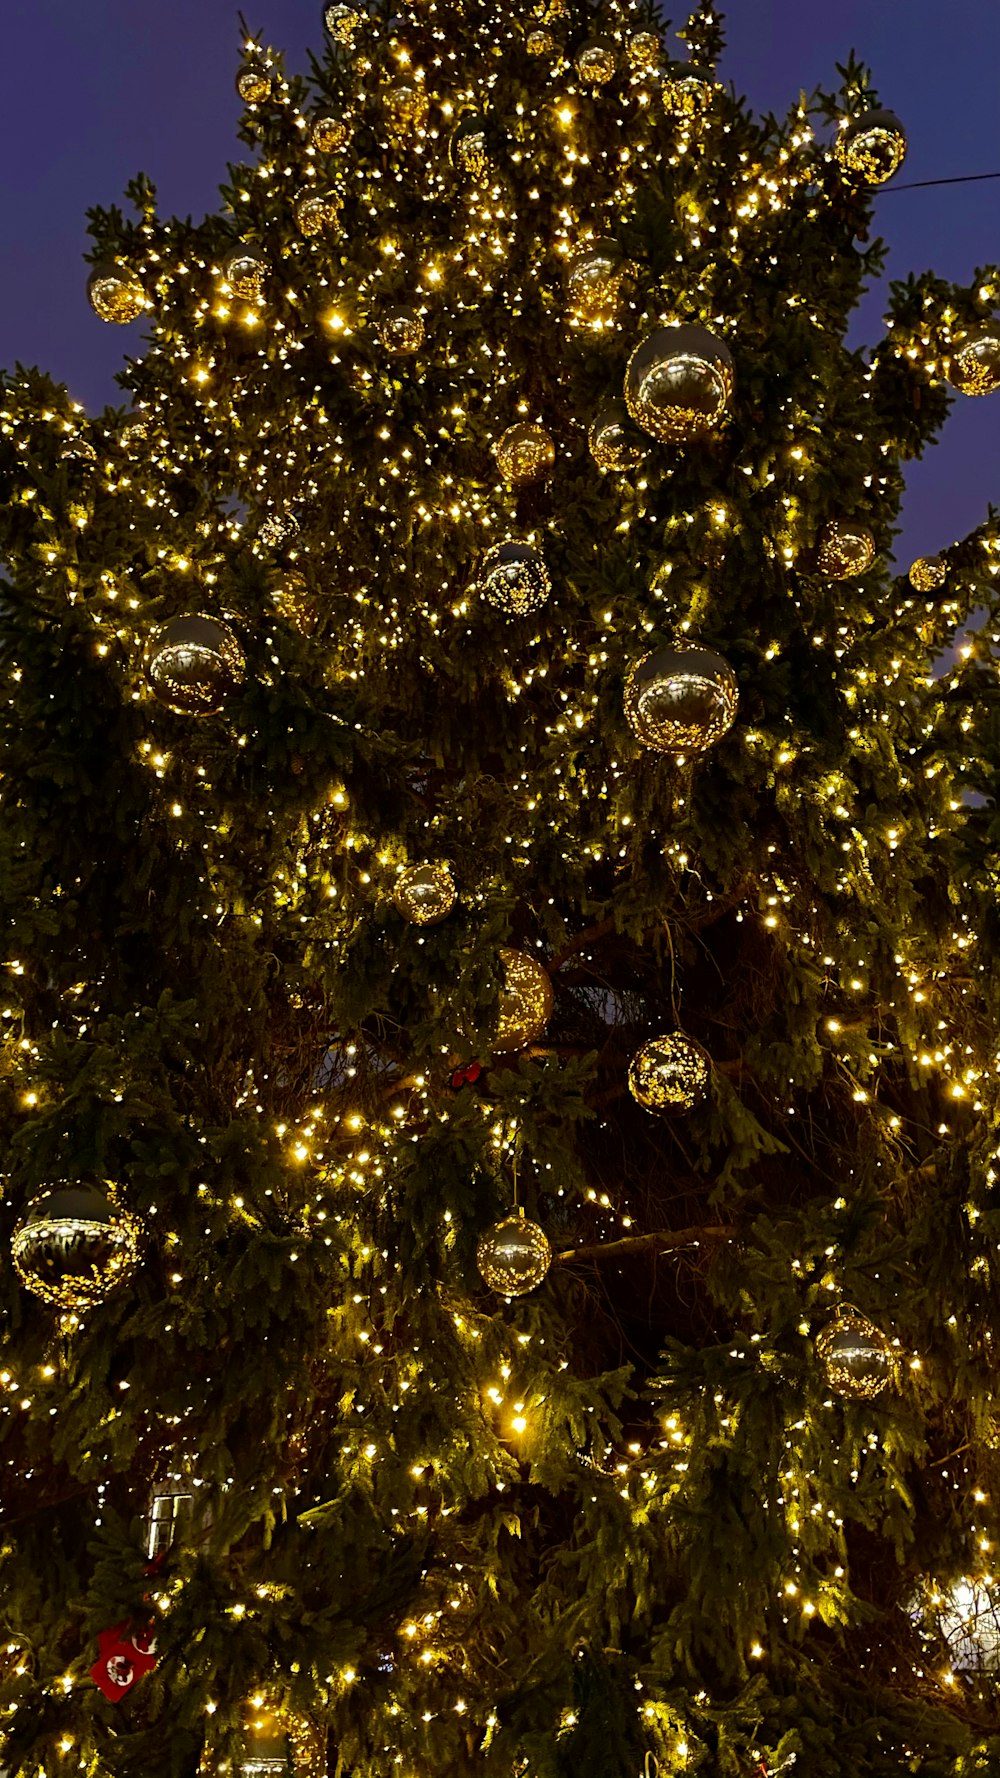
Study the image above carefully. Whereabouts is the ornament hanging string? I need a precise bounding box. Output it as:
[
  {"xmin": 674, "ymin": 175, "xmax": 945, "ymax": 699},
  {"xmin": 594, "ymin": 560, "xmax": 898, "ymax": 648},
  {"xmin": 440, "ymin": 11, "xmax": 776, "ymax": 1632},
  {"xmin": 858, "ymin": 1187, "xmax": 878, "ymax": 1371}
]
[{"xmin": 877, "ymin": 170, "xmax": 1000, "ymax": 192}]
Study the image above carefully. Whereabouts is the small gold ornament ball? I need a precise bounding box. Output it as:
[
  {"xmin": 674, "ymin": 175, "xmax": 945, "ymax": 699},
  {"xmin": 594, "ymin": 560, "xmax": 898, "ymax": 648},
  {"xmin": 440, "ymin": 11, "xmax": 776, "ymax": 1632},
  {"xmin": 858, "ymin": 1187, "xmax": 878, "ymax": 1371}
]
[
  {"xmin": 495, "ymin": 422, "xmax": 556, "ymax": 485},
  {"xmin": 393, "ymin": 863, "xmax": 456, "ymax": 926},
  {"xmin": 323, "ymin": 3, "xmax": 362, "ymax": 43},
  {"xmin": 295, "ymin": 189, "xmax": 342, "ymax": 237},
  {"xmin": 526, "ymin": 28, "xmax": 554, "ymax": 54},
  {"xmin": 117, "ymin": 411, "xmax": 149, "ymax": 451},
  {"xmin": 589, "ymin": 402, "xmax": 647, "ymax": 473},
  {"xmin": 87, "ymin": 263, "xmax": 145, "ymax": 325},
  {"xmin": 312, "ymin": 113, "xmax": 351, "ymax": 152},
  {"xmin": 565, "ymin": 239, "xmax": 633, "ymax": 323},
  {"xmin": 222, "ymin": 246, "xmax": 267, "ymax": 301},
  {"xmin": 476, "ymin": 1214, "xmax": 552, "ymax": 1296},
  {"xmin": 235, "ymin": 60, "xmax": 272, "ymax": 104},
  {"xmin": 575, "ymin": 38, "xmax": 616, "ymax": 84},
  {"xmin": 815, "ymin": 1305, "xmax": 896, "ymax": 1400},
  {"xmin": 908, "ymin": 555, "xmax": 947, "ymax": 592},
  {"xmin": 624, "ymin": 325, "xmax": 734, "ymax": 442},
  {"xmin": 12, "ymin": 1183, "xmax": 141, "ymax": 1312},
  {"xmin": 379, "ymin": 307, "xmax": 425, "ymax": 356},
  {"xmin": 663, "ymin": 64, "xmax": 714, "ymax": 120},
  {"xmin": 834, "ymin": 109, "xmax": 907, "ymax": 186},
  {"xmin": 628, "ymin": 1034, "xmax": 711, "ymax": 1113},
  {"xmin": 258, "ymin": 510, "xmax": 298, "ymax": 548},
  {"xmin": 494, "ymin": 948, "xmax": 554, "ymax": 1052},
  {"xmin": 450, "ymin": 117, "xmax": 490, "ymax": 182},
  {"xmin": 270, "ymin": 571, "xmax": 318, "ymax": 636},
  {"xmin": 947, "ymin": 325, "xmax": 1000, "ymax": 397},
  {"xmin": 383, "ymin": 78, "xmax": 429, "ymax": 139},
  {"xmin": 624, "ymin": 644, "xmax": 738, "ymax": 754},
  {"xmin": 628, "ymin": 31, "xmax": 661, "ymax": 73},
  {"xmin": 816, "ymin": 519, "xmax": 875, "ymax": 579},
  {"xmin": 480, "ymin": 540, "xmax": 551, "ymax": 616},
  {"xmin": 145, "ymin": 614, "xmax": 246, "ymax": 717}
]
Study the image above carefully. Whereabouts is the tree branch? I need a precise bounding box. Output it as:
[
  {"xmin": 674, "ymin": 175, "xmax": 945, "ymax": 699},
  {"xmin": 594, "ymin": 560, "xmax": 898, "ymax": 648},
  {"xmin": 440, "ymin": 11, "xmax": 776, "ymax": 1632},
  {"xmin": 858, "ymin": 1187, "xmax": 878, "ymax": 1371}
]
[{"xmin": 556, "ymin": 1225, "xmax": 731, "ymax": 1265}]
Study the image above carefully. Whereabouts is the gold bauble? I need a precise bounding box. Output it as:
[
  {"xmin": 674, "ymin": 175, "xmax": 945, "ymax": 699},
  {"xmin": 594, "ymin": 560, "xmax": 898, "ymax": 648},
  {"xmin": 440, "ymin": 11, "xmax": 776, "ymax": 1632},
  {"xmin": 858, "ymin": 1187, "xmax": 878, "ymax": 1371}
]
[
  {"xmin": 494, "ymin": 948, "xmax": 553, "ymax": 1052},
  {"xmin": 270, "ymin": 571, "xmax": 317, "ymax": 636},
  {"xmin": 495, "ymin": 422, "xmax": 555, "ymax": 485},
  {"xmin": 383, "ymin": 78, "xmax": 429, "ymax": 139},
  {"xmin": 393, "ymin": 863, "xmax": 456, "ymax": 926},
  {"xmin": 295, "ymin": 190, "xmax": 341, "ymax": 236},
  {"xmin": 145, "ymin": 614, "xmax": 246, "ymax": 716},
  {"xmin": 565, "ymin": 239, "xmax": 633, "ymax": 323},
  {"xmin": 815, "ymin": 1305, "xmax": 896, "ymax": 1400},
  {"xmin": 450, "ymin": 117, "xmax": 490, "ymax": 182},
  {"xmin": 323, "ymin": 3, "xmax": 362, "ymax": 43},
  {"xmin": 117, "ymin": 411, "xmax": 149, "ymax": 450},
  {"xmin": 624, "ymin": 644, "xmax": 738, "ymax": 753},
  {"xmin": 908, "ymin": 555, "xmax": 947, "ymax": 592},
  {"xmin": 526, "ymin": 28, "xmax": 554, "ymax": 54},
  {"xmin": 312, "ymin": 113, "xmax": 351, "ymax": 152},
  {"xmin": 628, "ymin": 1034, "xmax": 710, "ymax": 1113},
  {"xmin": 480, "ymin": 540, "xmax": 551, "ymax": 616},
  {"xmin": 624, "ymin": 324, "xmax": 734, "ymax": 442},
  {"xmin": 663, "ymin": 64, "xmax": 714, "ymax": 120},
  {"xmin": 476, "ymin": 1214, "xmax": 551, "ymax": 1296},
  {"xmin": 628, "ymin": 31, "xmax": 661, "ymax": 72},
  {"xmin": 222, "ymin": 246, "xmax": 267, "ymax": 301},
  {"xmin": 258, "ymin": 510, "xmax": 299, "ymax": 549},
  {"xmin": 12, "ymin": 1183, "xmax": 141, "ymax": 1312},
  {"xmin": 834, "ymin": 109, "xmax": 907, "ymax": 186},
  {"xmin": 534, "ymin": 0, "xmax": 567, "ymax": 18},
  {"xmin": 947, "ymin": 325, "xmax": 1000, "ymax": 397},
  {"xmin": 87, "ymin": 263, "xmax": 145, "ymax": 325},
  {"xmin": 379, "ymin": 307, "xmax": 425, "ymax": 355},
  {"xmin": 588, "ymin": 401, "xmax": 647, "ymax": 472},
  {"xmin": 201, "ymin": 1699, "xmax": 325, "ymax": 1778},
  {"xmin": 816, "ymin": 519, "xmax": 875, "ymax": 579},
  {"xmin": 576, "ymin": 38, "xmax": 616, "ymax": 84},
  {"xmin": 235, "ymin": 60, "xmax": 272, "ymax": 104}
]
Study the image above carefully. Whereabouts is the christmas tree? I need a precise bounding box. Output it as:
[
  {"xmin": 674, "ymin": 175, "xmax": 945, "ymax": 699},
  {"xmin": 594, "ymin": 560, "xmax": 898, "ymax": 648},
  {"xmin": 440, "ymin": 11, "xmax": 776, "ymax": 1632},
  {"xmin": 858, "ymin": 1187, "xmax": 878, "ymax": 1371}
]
[{"xmin": 2, "ymin": 2, "xmax": 1000, "ymax": 1774}]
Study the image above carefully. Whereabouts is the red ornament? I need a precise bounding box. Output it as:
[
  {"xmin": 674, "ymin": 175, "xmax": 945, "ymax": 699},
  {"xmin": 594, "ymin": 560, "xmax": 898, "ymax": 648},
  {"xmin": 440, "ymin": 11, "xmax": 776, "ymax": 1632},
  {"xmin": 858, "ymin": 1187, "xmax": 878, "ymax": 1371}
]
[
  {"xmin": 89, "ymin": 1621, "xmax": 157, "ymax": 1701},
  {"xmin": 450, "ymin": 1061, "xmax": 483, "ymax": 1089}
]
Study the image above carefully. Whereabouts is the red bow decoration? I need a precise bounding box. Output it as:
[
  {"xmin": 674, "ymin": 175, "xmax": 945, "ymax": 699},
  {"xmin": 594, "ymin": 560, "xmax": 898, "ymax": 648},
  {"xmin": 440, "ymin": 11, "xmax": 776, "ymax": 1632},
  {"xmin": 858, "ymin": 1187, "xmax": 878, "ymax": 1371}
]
[
  {"xmin": 450, "ymin": 1061, "xmax": 483, "ymax": 1089},
  {"xmin": 89, "ymin": 1620, "xmax": 157, "ymax": 1701}
]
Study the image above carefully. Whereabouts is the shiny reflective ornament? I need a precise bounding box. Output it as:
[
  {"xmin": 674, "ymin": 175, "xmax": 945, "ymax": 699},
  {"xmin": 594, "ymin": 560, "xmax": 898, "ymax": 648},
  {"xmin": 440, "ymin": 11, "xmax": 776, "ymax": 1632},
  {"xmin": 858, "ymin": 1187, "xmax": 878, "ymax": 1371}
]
[
  {"xmin": 379, "ymin": 307, "xmax": 425, "ymax": 355},
  {"xmin": 480, "ymin": 540, "xmax": 551, "ymax": 616},
  {"xmin": 235, "ymin": 60, "xmax": 271, "ymax": 104},
  {"xmin": 588, "ymin": 401, "xmax": 648, "ymax": 472},
  {"xmin": 258, "ymin": 510, "xmax": 298, "ymax": 548},
  {"xmin": 87, "ymin": 263, "xmax": 145, "ymax": 325},
  {"xmin": 526, "ymin": 28, "xmax": 554, "ymax": 54},
  {"xmin": 628, "ymin": 1034, "xmax": 710, "ymax": 1113},
  {"xmin": 565, "ymin": 239, "xmax": 633, "ymax": 323},
  {"xmin": 663, "ymin": 64, "xmax": 714, "ymax": 120},
  {"xmin": 270, "ymin": 571, "xmax": 317, "ymax": 636},
  {"xmin": 908, "ymin": 555, "xmax": 947, "ymax": 592},
  {"xmin": 624, "ymin": 325, "xmax": 734, "ymax": 441},
  {"xmin": 295, "ymin": 189, "xmax": 341, "ymax": 236},
  {"xmin": 202, "ymin": 1699, "xmax": 325, "ymax": 1778},
  {"xmin": 12, "ymin": 1183, "xmax": 141, "ymax": 1312},
  {"xmin": 450, "ymin": 116, "xmax": 490, "ymax": 181},
  {"xmin": 815, "ymin": 1304, "xmax": 896, "ymax": 1399},
  {"xmin": 624, "ymin": 644, "xmax": 738, "ymax": 753},
  {"xmin": 477, "ymin": 1214, "xmax": 551, "ymax": 1296},
  {"xmin": 117, "ymin": 411, "xmax": 149, "ymax": 450},
  {"xmin": 323, "ymin": 3, "xmax": 362, "ymax": 42},
  {"xmin": 222, "ymin": 246, "xmax": 267, "ymax": 301},
  {"xmin": 928, "ymin": 1580, "xmax": 1000, "ymax": 1674},
  {"xmin": 312, "ymin": 113, "xmax": 351, "ymax": 152},
  {"xmin": 947, "ymin": 325, "xmax": 1000, "ymax": 397},
  {"xmin": 575, "ymin": 38, "xmax": 616, "ymax": 84},
  {"xmin": 628, "ymin": 31, "xmax": 662, "ymax": 73},
  {"xmin": 834, "ymin": 109, "xmax": 907, "ymax": 185},
  {"xmin": 816, "ymin": 519, "xmax": 875, "ymax": 579},
  {"xmin": 393, "ymin": 863, "xmax": 456, "ymax": 926},
  {"xmin": 383, "ymin": 78, "xmax": 429, "ymax": 139},
  {"xmin": 145, "ymin": 615, "xmax": 246, "ymax": 716},
  {"xmin": 494, "ymin": 947, "xmax": 554, "ymax": 1052},
  {"xmin": 495, "ymin": 422, "xmax": 555, "ymax": 485}
]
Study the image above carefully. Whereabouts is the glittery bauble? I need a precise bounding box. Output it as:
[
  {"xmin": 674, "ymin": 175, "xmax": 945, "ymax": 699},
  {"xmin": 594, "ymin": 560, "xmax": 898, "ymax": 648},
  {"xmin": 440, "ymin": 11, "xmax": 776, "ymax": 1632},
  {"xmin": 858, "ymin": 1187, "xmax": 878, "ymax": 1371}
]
[
  {"xmin": 476, "ymin": 1215, "xmax": 551, "ymax": 1296},
  {"xmin": 270, "ymin": 571, "xmax": 317, "ymax": 636},
  {"xmin": 663, "ymin": 64, "xmax": 714, "ymax": 120},
  {"xmin": 908, "ymin": 555, "xmax": 947, "ymax": 592},
  {"xmin": 393, "ymin": 863, "xmax": 456, "ymax": 925},
  {"xmin": 258, "ymin": 510, "xmax": 299, "ymax": 549},
  {"xmin": 834, "ymin": 109, "xmax": 907, "ymax": 186},
  {"xmin": 222, "ymin": 246, "xmax": 267, "ymax": 301},
  {"xmin": 526, "ymin": 28, "xmax": 554, "ymax": 54},
  {"xmin": 12, "ymin": 1183, "xmax": 141, "ymax": 1312},
  {"xmin": 628, "ymin": 1034, "xmax": 710, "ymax": 1113},
  {"xmin": 145, "ymin": 615, "xmax": 246, "ymax": 716},
  {"xmin": 379, "ymin": 307, "xmax": 425, "ymax": 355},
  {"xmin": 480, "ymin": 541, "xmax": 551, "ymax": 616},
  {"xmin": 117, "ymin": 412, "xmax": 149, "ymax": 450},
  {"xmin": 628, "ymin": 31, "xmax": 662, "ymax": 73},
  {"xmin": 816, "ymin": 519, "xmax": 875, "ymax": 579},
  {"xmin": 495, "ymin": 422, "xmax": 555, "ymax": 485},
  {"xmin": 383, "ymin": 79, "xmax": 429, "ymax": 140},
  {"xmin": 312, "ymin": 114, "xmax": 351, "ymax": 152},
  {"xmin": 624, "ymin": 325, "xmax": 734, "ymax": 442},
  {"xmin": 323, "ymin": 3, "xmax": 361, "ymax": 42},
  {"xmin": 87, "ymin": 264, "xmax": 145, "ymax": 325},
  {"xmin": 450, "ymin": 117, "xmax": 490, "ymax": 181},
  {"xmin": 295, "ymin": 190, "xmax": 341, "ymax": 236},
  {"xmin": 815, "ymin": 1305, "xmax": 896, "ymax": 1400},
  {"xmin": 624, "ymin": 644, "xmax": 738, "ymax": 753},
  {"xmin": 565, "ymin": 240, "xmax": 633, "ymax": 323},
  {"xmin": 947, "ymin": 325, "xmax": 1000, "ymax": 397},
  {"xmin": 494, "ymin": 948, "xmax": 554, "ymax": 1052},
  {"xmin": 575, "ymin": 38, "xmax": 616, "ymax": 84},
  {"xmin": 588, "ymin": 401, "xmax": 648, "ymax": 472},
  {"xmin": 235, "ymin": 60, "xmax": 272, "ymax": 104}
]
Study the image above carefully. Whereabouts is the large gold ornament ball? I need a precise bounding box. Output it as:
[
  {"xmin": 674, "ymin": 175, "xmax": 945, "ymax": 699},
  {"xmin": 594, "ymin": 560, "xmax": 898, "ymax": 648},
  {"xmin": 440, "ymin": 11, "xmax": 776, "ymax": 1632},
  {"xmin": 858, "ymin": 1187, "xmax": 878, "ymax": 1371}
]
[
  {"xmin": 87, "ymin": 263, "xmax": 146, "ymax": 325},
  {"xmin": 589, "ymin": 401, "xmax": 647, "ymax": 473},
  {"xmin": 834, "ymin": 109, "xmax": 907, "ymax": 186},
  {"xmin": 222, "ymin": 246, "xmax": 267, "ymax": 301},
  {"xmin": 624, "ymin": 644, "xmax": 738, "ymax": 754},
  {"xmin": 815, "ymin": 1304, "xmax": 896, "ymax": 1400},
  {"xmin": 494, "ymin": 948, "xmax": 554, "ymax": 1052},
  {"xmin": 312, "ymin": 113, "xmax": 351, "ymax": 152},
  {"xmin": 476, "ymin": 1215, "xmax": 552, "ymax": 1296},
  {"xmin": 576, "ymin": 38, "xmax": 616, "ymax": 84},
  {"xmin": 450, "ymin": 117, "xmax": 490, "ymax": 182},
  {"xmin": 624, "ymin": 325, "xmax": 734, "ymax": 442},
  {"xmin": 145, "ymin": 614, "xmax": 246, "ymax": 717},
  {"xmin": 663, "ymin": 64, "xmax": 714, "ymax": 120},
  {"xmin": 495, "ymin": 422, "xmax": 556, "ymax": 485},
  {"xmin": 628, "ymin": 32, "xmax": 662, "ymax": 74},
  {"xmin": 393, "ymin": 863, "xmax": 456, "ymax": 926},
  {"xmin": 379, "ymin": 307, "xmax": 425, "ymax": 356},
  {"xmin": 908, "ymin": 555, "xmax": 947, "ymax": 592},
  {"xmin": 816, "ymin": 519, "xmax": 875, "ymax": 579},
  {"xmin": 383, "ymin": 78, "xmax": 429, "ymax": 139},
  {"xmin": 295, "ymin": 189, "xmax": 342, "ymax": 237},
  {"xmin": 628, "ymin": 1034, "xmax": 711, "ymax": 1113},
  {"xmin": 12, "ymin": 1183, "xmax": 141, "ymax": 1312},
  {"xmin": 480, "ymin": 540, "xmax": 551, "ymax": 616},
  {"xmin": 526, "ymin": 28, "xmax": 554, "ymax": 54},
  {"xmin": 566, "ymin": 239, "xmax": 633, "ymax": 323},
  {"xmin": 947, "ymin": 325, "xmax": 1000, "ymax": 397},
  {"xmin": 323, "ymin": 3, "xmax": 362, "ymax": 43},
  {"xmin": 235, "ymin": 60, "xmax": 272, "ymax": 104}
]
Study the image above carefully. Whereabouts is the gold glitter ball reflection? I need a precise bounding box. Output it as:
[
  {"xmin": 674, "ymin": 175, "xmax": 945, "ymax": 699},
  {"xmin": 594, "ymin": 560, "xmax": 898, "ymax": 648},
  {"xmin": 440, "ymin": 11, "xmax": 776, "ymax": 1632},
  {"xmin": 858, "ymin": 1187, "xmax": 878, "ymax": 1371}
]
[
  {"xmin": 947, "ymin": 325, "xmax": 1000, "ymax": 397},
  {"xmin": 565, "ymin": 240, "xmax": 633, "ymax": 323},
  {"xmin": 815, "ymin": 1305, "xmax": 896, "ymax": 1399},
  {"xmin": 222, "ymin": 247, "xmax": 267, "ymax": 301},
  {"xmin": 323, "ymin": 4, "xmax": 362, "ymax": 43},
  {"xmin": 908, "ymin": 555, "xmax": 947, "ymax": 592},
  {"xmin": 834, "ymin": 109, "xmax": 907, "ymax": 185},
  {"xmin": 379, "ymin": 307, "xmax": 425, "ymax": 355},
  {"xmin": 526, "ymin": 28, "xmax": 554, "ymax": 54},
  {"xmin": 295, "ymin": 190, "xmax": 341, "ymax": 236},
  {"xmin": 383, "ymin": 78, "xmax": 429, "ymax": 139},
  {"xmin": 589, "ymin": 402, "xmax": 647, "ymax": 472},
  {"xmin": 312, "ymin": 114, "xmax": 351, "ymax": 152},
  {"xmin": 393, "ymin": 863, "xmax": 456, "ymax": 926},
  {"xmin": 624, "ymin": 325, "xmax": 734, "ymax": 441},
  {"xmin": 576, "ymin": 39, "xmax": 616, "ymax": 84},
  {"xmin": 477, "ymin": 1214, "xmax": 551, "ymax": 1296},
  {"xmin": 624, "ymin": 645, "xmax": 738, "ymax": 753},
  {"xmin": 628, "ymin": 32, "xmax": 661, "ymax": 73},
  {"xmin": 663, "ymin": 65, "xmax": 714, "ymax": 120},
  {"xmin": 496, "ymin": 422, "xmax": 555, "ymax": 485},
  {"xmin": 145, "ymin": 615, "xmax": 246, "ymax": 716},
  {"xmin": 628, "ymin": 1034, "xmax": 710, "ymax": 1112},
  {"xmin": 816, "ymin": 519, "xmax": 875, "ymax": 579},
  {"xmin": 235, "ymin": 61, "xmax": 272, "ymax": 104},
  {"xmin": 480, "ymin": 540, "xmax": 551, "ymax": 615},
  {"xmin": 87, "ymin": 264, "xmax": 145, "ymax": 324},
  {"xmin": 494, "ymin": 948, "xmax": 554, "ymax": 1051},
  {"xmin": 12, "ymin": 1183, "xmax": 140, "ymax": 1312}
]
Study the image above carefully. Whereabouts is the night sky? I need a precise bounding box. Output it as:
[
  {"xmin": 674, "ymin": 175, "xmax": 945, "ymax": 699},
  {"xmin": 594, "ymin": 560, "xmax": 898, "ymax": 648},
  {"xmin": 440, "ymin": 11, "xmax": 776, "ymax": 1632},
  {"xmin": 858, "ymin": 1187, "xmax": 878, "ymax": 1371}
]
[{"xmin": 1, "ymin": 0, "xmax": 997, "ymax": 567}]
